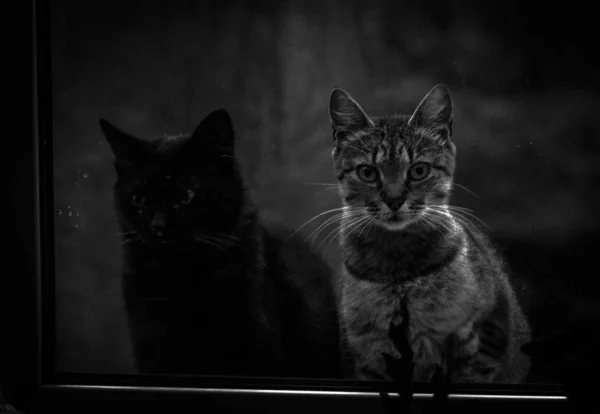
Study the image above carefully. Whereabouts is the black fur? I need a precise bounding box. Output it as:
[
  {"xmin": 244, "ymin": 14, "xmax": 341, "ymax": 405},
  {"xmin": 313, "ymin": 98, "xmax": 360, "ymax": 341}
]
[{"xmin": 100, "ymin": 109, "xmax": 343, "ymax": 377}]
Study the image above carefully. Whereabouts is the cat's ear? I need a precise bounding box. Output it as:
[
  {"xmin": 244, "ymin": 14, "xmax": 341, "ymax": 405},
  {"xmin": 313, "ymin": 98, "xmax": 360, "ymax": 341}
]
[
  {"xmin": 329, "ymin": 88, "xmax": 374, "ymax": 140},
  {"xmin": 408, "ymin": 84, "xmax": 454, "ymax": 140},
  {"xmin": 187, "ymin": 109, "xmax": 235, "ymax": 157},
  {"xmin": 99, "ymin": 119, "xmax": 145, "ymax": 173}
]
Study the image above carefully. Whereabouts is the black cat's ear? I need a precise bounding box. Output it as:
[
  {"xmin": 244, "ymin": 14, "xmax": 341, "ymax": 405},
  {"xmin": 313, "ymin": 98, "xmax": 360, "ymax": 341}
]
[
  {"xmin": 408, "ymin": 84, "xmax": 454, "ymax": 140},
  {"xmin": 99, "ymin": 119, "xmax": 146, "ymax": 173},
  {"xmin": 329, "ymin": 88, "xmax": 374, "ymax": 140},
  {"xmin": 187, "ymin": 109, "xmax": 235, "ymax": 157}
]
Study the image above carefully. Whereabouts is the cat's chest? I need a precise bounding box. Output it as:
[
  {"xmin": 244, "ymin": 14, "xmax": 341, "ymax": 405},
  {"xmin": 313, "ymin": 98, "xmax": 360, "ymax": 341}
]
[
  {"xmin": 341, "ymin": 277, "xmax": 443, "ymax": 334},
  {"xmin": 123, "ymin": 245, "xmax": 251, "ymax": 297},
  {"xmin": 127, "ymin": 243, "xmax": 242, "ymax": 269},
  {"xmin": 341, "ymin": 273, "xmax": 468, "ymax": 373},
  {"xmin": 128, "ymin": 252, "xmax": 217, "ymax": 280}
]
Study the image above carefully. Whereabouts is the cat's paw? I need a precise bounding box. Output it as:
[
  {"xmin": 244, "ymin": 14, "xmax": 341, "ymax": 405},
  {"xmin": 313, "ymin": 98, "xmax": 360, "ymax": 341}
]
[
  {"xmin": 355, "ymin": 367, "xmax": 388, "ymax": 381},
  {"xmin": 388, "ymin": 301, "xmax": 412, "ymax": 358},
  {"xmin": 427, "ymin": 339, "xmax": 453, "ymax": 412}
]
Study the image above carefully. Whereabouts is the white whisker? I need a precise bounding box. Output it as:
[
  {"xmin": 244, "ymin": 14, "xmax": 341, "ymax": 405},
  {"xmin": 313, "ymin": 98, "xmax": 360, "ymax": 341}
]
[
  {"xmin": 452, "ymin": 182, "xmax": 480, "ymax": 198},
  {"xmin": 314, "ymin": 186, "xmax": 340, "ymax": 197},
  {"xmin": 434, "ymin": 205, "xmax": 492, "ymax": 232},
  {"xmin": 422, "ymin": 209, "xmax": 454, "ymax": 234},
  {"xmin": 355, "ymin": 214, "xmax": 375, "ymax": 240},
  {"xmin": 307, "ymin": 208, "xmax": 363, "ymax": 245},
  {"xmin": 339, "ymin": 215, "xmax": 373, "ymax": 246},
  {"xmin": 196, "ymin": 235, "xmax": 228, "ymax": 253},
  {"xmin": 320, "ymin": 216, "xmax": 366, "ymax": 251},
  {"xmin": 289, "ymin": 206, "xmax": 349, "ymax": 239},
  {"xmin": 306, "ymin": 212, "xmax": 349, "ymax": 243},
  {"xmin": 299, "ymin": 181, "xmax": 339, "ymax": 187}
]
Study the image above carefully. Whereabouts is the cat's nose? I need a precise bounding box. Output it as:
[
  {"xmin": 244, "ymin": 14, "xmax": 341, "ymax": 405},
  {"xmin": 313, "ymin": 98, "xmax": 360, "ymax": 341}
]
[
  {"xmin": 384, "ymin": 198, "xmax": 405, "ymax": 213},
  {"xmin": 150, "ymin": 213, "xmax": 167, "ymax": 233}
]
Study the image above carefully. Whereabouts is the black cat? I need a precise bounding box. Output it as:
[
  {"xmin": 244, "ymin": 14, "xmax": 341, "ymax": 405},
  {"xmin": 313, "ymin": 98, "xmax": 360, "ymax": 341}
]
[{"xmin": 99, "ymin": 109, "xmax": 343, "ymax": 378}]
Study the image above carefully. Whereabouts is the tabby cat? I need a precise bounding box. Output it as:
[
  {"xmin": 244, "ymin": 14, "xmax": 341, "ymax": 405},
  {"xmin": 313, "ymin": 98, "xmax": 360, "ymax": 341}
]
[
  {"xmin": 327, "ymin": 85, "xmax": 531, "ymax": 383},
  {"xmin": 99, "ymin": 109, "xmax": 342, "ymax": 378}
]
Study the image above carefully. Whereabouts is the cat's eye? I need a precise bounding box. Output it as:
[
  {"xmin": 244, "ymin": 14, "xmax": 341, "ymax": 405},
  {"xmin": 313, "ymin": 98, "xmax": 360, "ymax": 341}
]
[
  {"xmin": 130, "ymin": 193, "xmax": 146, "ymax": 207},
  {"xmin": 408, "ymin": 162, "xmax": 431, "ymax": 181},
  {"xmin": 181, "ymin": 189, "xmax": 195, "ymax": 205},
  {"xmin": 356, "ymin": 165, "xmax": 379, "ymax": 183}
]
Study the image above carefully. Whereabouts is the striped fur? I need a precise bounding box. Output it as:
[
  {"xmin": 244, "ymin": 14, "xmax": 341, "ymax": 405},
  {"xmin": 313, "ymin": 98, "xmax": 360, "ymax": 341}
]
[{"xmin": 328, "ymin": 85, "xmax": 531, "ymax": 383}]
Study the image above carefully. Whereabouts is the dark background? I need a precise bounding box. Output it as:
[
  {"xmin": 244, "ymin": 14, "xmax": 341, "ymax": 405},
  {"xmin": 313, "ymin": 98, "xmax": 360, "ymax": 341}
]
[{"xmin": 49, "ymin": 0, "xmax": 600, "ymax": 382}]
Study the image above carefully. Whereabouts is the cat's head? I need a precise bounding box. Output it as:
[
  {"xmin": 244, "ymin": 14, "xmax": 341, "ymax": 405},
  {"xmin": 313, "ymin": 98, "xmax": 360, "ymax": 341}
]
[
  {"xmin": 328, "ymin": 85, "xmax": 456, "ymax": 232},
  {"xmin": 99, "ymin": 109, "xmax": 245, "ymax": 247}
]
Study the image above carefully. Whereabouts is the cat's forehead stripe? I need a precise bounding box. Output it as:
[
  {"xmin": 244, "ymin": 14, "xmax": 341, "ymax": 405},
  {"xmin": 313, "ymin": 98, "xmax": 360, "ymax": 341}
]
[
  {"xmin": 395, "ymin": 139, "xmax": 404, "ymax": 156},
  {"xmin": 375, "ymin": 146, "xmax": 386, "ymax": 164},
  {"xmin": 374, "ymin": 137, "xmax": 409, "ymax": 166},
  {"xmin": 400, "ymin": 145, "xmax": 410, "ymax": 164}
]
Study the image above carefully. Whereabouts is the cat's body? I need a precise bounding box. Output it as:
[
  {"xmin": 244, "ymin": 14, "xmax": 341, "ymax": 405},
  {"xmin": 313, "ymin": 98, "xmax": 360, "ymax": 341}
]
[
  {"xmin": 328, "ymin": 86, "xmax": 531, "ymax": 383},
  {"xmin": 100, "ymin": 110, "xmax": 342, "ymax": 378}
]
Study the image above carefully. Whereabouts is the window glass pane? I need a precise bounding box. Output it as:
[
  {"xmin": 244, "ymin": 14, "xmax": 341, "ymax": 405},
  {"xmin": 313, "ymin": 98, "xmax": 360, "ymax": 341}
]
[{"xmin": 51, "ymin": 0, "xmax": 596, "ymax": 386}]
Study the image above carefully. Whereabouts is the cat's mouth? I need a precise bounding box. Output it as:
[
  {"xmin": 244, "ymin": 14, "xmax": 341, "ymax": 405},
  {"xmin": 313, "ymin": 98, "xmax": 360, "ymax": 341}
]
[
  {"xmin": 387, "ymin": 213, "xmax": 402, "ymax": 223},
  {"xmin": 373, "ymin": 212, "xmax": 415, "ymax": 231}
]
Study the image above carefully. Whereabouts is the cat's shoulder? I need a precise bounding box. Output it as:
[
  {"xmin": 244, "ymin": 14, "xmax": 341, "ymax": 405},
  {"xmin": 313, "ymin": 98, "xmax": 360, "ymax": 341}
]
[{"xmin": 459, "ymin": 221, "xmax": 502, "ymax": 261}]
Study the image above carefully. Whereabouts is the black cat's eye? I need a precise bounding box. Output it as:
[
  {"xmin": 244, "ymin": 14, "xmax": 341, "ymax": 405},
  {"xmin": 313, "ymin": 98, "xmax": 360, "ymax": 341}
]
[
  {"xmin": 130, "ymin": 193, "xmax": 146, "ymax": 207},
  {"xmin": 181, "ymin": 189, "xmax": 195, "ymax": 205},
  {"xmin": 408, "ymin": 162, "xmax": 430, "ymax": 181},
  {"xmin": 356, "ymin": 165, "xmax": 379, "ymax": 183}
]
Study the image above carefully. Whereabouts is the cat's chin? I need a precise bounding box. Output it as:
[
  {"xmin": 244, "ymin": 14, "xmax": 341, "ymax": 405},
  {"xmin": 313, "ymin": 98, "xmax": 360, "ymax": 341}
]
[{"xmin": 376, "ymin": 219, "xmax": 412, "ymax": 232}]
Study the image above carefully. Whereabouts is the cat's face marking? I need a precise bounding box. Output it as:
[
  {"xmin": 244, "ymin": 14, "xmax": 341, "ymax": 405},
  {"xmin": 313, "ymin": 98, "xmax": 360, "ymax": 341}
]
[
  {"xmin": 329, "ymin": 85, "xmax": 456, "ymax": 232},
  {"xmin": 100, "ymin": 109, "xmax": 244, "ymax": 247}
]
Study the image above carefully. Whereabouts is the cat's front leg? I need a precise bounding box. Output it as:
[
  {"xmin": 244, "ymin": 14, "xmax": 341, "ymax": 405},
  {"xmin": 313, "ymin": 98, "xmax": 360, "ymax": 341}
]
[
  {"xmin": 426, "ymin": 334, "xmax": 453, "ymax": 412},
  {"xmin": 383, "ymin": 306, "xmax": 415, "ymax": 409},
  {"xmin": 346, "ymin": 326, "xmax": 400, "ymax": 381},
  {"xmin": 452, "ymin": 319, "xmax": 505, "ymax": 382},
  {"xmin": 387, "ymin": 310, "xmax": 412, "ymax": 361},
  {"xmin": 351, "ymin": 336, "xmax": 397, "ymax": 381},
  {"xmin": 355, "ymin": 366, "xmax": 389, "ymax": 381}
]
